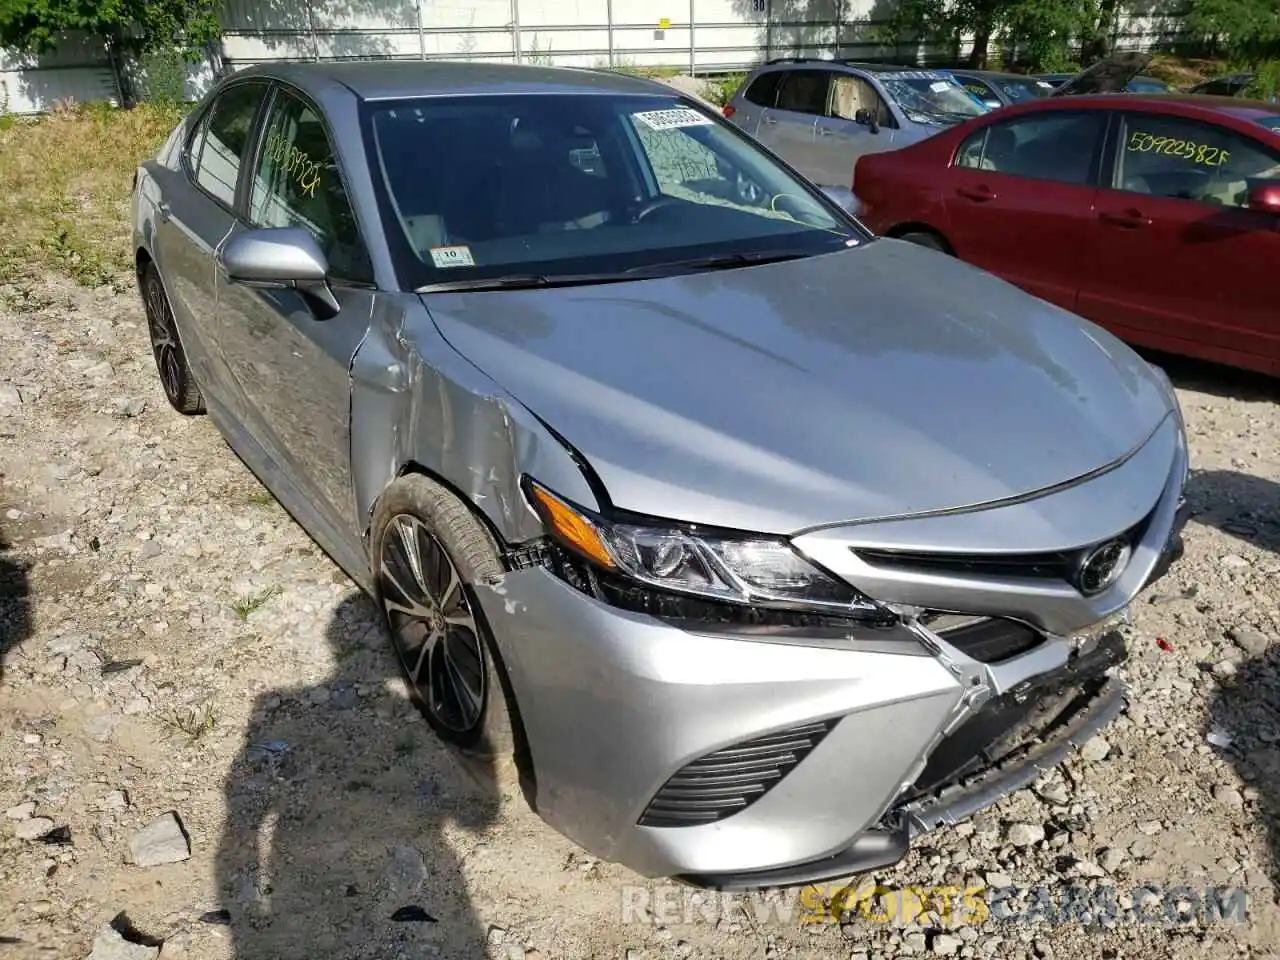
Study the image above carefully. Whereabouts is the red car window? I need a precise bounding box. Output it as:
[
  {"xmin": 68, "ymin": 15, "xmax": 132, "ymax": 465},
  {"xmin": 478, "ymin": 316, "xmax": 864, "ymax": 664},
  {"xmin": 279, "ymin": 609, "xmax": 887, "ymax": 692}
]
[
  {"xmin": 953, "ymin": 111, "xmax": 1106, "ymax": 187},
  {"xmin": 1113, "ymin": 113, "xmax": 1280, "ymax": 208}
]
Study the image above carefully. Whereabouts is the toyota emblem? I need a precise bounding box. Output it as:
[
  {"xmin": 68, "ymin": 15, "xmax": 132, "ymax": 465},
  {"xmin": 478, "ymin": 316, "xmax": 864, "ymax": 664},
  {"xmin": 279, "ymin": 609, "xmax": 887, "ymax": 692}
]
[{"xmin": 1074, "ymin": 537, "xmax": 1132, "ymax": 596}]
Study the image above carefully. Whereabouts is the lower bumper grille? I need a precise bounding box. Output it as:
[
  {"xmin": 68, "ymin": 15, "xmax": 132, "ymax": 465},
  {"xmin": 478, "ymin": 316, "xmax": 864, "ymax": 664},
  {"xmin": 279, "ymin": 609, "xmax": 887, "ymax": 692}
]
[
  {"xmin": 901, "ymin": 629, "xmax": 1127, "ymax": 804},
  {"xmin": 929, "ymin": 615, "xmax": 1044, "ymax": 663},
  {"xmin": 639, "ymin": 719, "xmax": 838, "ymax": 828}
]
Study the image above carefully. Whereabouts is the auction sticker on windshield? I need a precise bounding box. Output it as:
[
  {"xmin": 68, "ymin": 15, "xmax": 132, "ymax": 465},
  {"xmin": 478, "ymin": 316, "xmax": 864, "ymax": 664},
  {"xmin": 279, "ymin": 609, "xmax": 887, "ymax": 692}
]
[
  {"xmin": 430, "ymin": 245, "xmax": 476, "ymax": 268},
  {"xmin": 633, "ymin": 108, "xmax": 714, "ymax": 131}
]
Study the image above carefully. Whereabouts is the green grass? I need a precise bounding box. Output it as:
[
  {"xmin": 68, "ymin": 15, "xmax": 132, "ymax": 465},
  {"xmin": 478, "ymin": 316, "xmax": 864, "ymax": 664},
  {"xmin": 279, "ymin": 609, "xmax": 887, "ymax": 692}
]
[
  {"xmin": 232, "ymin": 584, "xmax": 283, "ymax": 621},
  {"xmin": 0, "ymin": 100, "xmax": 186, "ymax": 287},
  {"xmin": 158, "ymin": 703, "xmax": 218, "ymax": 743}
]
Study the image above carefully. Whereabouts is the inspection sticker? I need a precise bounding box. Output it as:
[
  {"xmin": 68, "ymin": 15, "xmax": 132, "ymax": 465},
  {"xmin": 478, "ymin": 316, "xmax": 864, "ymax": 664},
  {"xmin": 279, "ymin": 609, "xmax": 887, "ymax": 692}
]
[
  {"xmin": 633, "ymin": 107, "xmax": 714, "ymax": 131},
  {"xmin": 929, "ymin": 80, "xmax": 951, "ymax": 92},
  {"xmin": 430, "ymin": 245, "xmax": 475, "ymax": 268}
]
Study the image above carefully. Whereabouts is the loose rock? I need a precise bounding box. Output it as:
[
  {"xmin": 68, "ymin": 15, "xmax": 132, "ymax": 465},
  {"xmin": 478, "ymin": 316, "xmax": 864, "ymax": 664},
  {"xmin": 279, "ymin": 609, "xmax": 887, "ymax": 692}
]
[
  {"xmin": 128, "ymin": 812, "xmax": 190, "ymax": 866},
  {"xmin": 86, "ymin": 926, "xmax": 159, "ymax": 960}
]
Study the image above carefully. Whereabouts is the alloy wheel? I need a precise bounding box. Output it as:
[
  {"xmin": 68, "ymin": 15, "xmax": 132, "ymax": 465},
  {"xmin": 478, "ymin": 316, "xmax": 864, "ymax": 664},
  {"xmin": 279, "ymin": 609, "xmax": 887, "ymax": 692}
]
[
  {"xmin": 144, "ymin": 274, "xmax": 184, "ymax": 403},
  {"xmin": 379, "ymin": 514, "xmax": 487, "ymax": 733}
]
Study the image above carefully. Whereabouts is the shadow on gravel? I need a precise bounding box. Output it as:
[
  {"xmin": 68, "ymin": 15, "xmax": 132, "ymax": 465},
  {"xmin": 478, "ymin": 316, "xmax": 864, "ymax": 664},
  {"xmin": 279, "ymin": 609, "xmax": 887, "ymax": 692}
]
[
  {"xmin": 1206, "ymin": 649, "xmax": 1280, "ymax": 907},
  {"xmin": 0, "ymin": 528, "xmax": 32, "ymax": 683},
  {"xmin": 1185, "ymin": 470, "xmax": 1280, "ymax": 557},
  {"xmin": 1137, "ymin": 348, "xmax": 1280, "ymax": 404},
  {"xmin": 216, "ymin": 592, "xmax": 496, "ymax": 960}
]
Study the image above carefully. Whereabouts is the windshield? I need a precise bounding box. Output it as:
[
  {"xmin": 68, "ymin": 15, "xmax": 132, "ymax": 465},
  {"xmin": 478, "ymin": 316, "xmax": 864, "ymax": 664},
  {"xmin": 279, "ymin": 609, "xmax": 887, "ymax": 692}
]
[
  {"xmin": 879, "ymin": 72, "xmax": 990, "ymax": 122},
  {"xmin": 1127, "ymin": 77, "xmax": 1172, "ymax": 93},
  {"xmin": 361, "ymin": 93, "xmax": 862, "ymax": 289},
  {"xmin": 995, "ymin": 76, "xmax": 1054, "ymax": 103}
]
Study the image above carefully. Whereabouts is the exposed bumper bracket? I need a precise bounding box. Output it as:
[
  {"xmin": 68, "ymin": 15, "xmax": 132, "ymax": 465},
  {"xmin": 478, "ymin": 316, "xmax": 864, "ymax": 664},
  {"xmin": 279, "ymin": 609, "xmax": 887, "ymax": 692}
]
[{"xmin": 900, "ymin": 677, "xmax": 1127, "ymax": 837}]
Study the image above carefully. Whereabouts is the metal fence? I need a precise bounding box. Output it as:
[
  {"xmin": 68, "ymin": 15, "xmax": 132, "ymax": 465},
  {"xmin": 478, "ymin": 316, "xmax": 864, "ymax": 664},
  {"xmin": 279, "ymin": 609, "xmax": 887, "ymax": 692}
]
[{"xmin": 1, "ymin": 0, "xmax": 1193, "ymax": 115}]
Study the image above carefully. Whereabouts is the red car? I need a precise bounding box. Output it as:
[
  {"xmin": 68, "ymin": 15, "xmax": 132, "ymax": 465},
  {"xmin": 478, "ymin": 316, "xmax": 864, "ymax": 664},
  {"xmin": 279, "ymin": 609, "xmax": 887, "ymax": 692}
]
[{"xmin": 854, "ymin": 93, "xmax": 1280, "ymax": 374}]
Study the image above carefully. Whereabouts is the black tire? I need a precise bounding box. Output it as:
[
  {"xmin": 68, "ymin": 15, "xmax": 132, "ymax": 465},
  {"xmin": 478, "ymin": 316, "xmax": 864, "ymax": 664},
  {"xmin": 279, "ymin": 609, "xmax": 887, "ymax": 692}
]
[
  {"xmin": 898, "ymin": 231, "xmax": 951, "ymax": 254},
  {"xmin": 141, "ymin": 261, "xmax": 205, "ymax": 415},
  {"xmin": 370, "ymin": 474, "xmax": 519, "ymax": 786}
]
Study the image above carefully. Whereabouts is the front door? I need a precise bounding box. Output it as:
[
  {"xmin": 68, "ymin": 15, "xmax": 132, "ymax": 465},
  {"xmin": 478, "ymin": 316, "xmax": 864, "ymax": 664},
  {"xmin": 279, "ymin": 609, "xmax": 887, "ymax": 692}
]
[
  {"xmin": 941, "ymin": 108, "xmax": 1108, "ymax": 313},
  {"xmin": 814, "ymin": 74, "xmax": 899, "ymax": 189},
  {"xmin": 1077, "ymin": 111, "xmax": 1280, "ymax": 372},
  {"xmin": 214, "ymin": 85, "xmax": 377, "ymax": 533},
  {"xmin": 755, "ymin": 69, "xmax": 830, "ymax": 181}
]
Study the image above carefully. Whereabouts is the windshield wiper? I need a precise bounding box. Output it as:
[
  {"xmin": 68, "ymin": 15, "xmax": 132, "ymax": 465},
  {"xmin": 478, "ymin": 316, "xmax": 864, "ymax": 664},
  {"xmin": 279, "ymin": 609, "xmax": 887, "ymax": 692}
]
[
  {"xmin": 624, "ymin": 250, "xmax": 813, "ymax": 276},
  {"xmin": 415, "ymin": 272, "xmax": 639, "ymax": 294}
]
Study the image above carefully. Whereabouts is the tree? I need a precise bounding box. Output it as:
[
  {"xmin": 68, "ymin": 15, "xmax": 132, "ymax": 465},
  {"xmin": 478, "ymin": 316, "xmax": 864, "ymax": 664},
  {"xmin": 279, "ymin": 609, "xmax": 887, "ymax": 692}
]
[
  {"xmin": 0, "ymin": 0, "xmax": 222, "ymax": 103},
  {"xmin": 1187, "ymin": 0, "xmax": 1280, "ymax": 64},
  {"xmin": 879, "ymin": 0, "xmax": 1092, "ymax": 70}
]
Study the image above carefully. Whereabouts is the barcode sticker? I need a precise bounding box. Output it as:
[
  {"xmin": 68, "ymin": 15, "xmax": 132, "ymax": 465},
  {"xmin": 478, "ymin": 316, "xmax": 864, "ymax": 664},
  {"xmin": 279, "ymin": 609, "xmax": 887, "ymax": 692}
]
[{"xmin": 633, "ymin": 108, "xmax": 714, "ymax": 131}]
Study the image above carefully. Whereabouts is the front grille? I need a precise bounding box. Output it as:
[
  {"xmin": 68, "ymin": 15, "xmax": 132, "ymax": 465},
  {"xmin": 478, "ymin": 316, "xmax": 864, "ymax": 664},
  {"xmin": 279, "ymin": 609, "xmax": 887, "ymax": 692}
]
[
  {"xmin": 853, "ymin": 510, "xmax": 1155, "ymax": 590},
  {"xmin": 639, "ymin": 720, "xmax": 838, "ymax": 828},
  {"xmin": 931, "ymin": 616, "xmax": 1044, "ymax": 663},
  {"xmin": 900, "ymin": 631, "xmax": 1125, "ymax": 804}
]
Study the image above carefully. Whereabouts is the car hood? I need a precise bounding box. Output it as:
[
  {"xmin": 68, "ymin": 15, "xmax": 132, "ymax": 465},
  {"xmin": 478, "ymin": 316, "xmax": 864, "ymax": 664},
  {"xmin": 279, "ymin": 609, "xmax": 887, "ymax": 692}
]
[
  {"xmin": 422, "ymin": 240, "xmax": 1174, "ymax": 535},
  {"xmin": 1050, "ymin": 51, "xmax": 1152, "ymax": 97}
]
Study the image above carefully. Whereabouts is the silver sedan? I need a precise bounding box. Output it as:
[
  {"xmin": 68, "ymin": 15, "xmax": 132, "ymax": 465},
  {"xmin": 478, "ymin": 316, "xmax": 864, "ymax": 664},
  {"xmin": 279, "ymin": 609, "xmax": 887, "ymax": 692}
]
[{"xmin": 131, "ymin": 60, "xmax": 1189, "ymax": 888}]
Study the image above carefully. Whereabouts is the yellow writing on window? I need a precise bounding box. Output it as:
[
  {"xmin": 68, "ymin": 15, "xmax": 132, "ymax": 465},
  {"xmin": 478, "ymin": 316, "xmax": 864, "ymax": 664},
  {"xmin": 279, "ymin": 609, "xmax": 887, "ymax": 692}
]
[
  {"xmin": 1127, "ymin": 130, "xmax": 1231, "ymax": 167},
  {"xmin": 265, "ymin": 130, "xmax": 323, "ymax": 197}
]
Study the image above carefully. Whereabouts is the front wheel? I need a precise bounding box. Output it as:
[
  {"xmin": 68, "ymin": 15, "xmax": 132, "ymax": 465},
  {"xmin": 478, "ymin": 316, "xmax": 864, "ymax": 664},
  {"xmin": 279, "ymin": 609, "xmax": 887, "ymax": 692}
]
[{"xmin": 370, "ymin": 475, "xmax": 518, "ymax": 784}]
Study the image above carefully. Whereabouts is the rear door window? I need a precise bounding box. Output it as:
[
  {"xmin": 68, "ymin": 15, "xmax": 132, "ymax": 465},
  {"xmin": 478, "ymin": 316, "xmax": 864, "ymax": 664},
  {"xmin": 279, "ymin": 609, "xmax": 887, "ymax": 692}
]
[
  {"xmin": 189, "ymin": 82, "xmax": 267, "ymax": 208},
  {"xmin": 744, "ymin": 72, "xmax": 783, "ymax": 108},
  {"xmin": 774, "ymin": 70, "xmax": 831, "ymax": 117},
  {"xmin": 955, "ymin": 110, "xmax": 1106, "ymax": 186}
]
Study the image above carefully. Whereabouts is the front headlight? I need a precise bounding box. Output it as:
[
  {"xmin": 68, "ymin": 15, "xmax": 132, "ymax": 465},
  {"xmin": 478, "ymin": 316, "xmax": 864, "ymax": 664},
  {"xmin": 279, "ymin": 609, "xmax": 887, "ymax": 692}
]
[{"xmin": 524, "ymin": 479, "xmax": 887, "ymax": 620}]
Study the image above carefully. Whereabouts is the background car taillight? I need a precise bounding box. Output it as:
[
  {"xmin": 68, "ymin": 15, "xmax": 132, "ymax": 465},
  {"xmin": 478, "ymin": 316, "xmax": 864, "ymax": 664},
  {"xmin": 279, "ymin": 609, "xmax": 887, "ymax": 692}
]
[{"xmin": 722, "ymin": 104, "xmax": 736, "ymax": 118}]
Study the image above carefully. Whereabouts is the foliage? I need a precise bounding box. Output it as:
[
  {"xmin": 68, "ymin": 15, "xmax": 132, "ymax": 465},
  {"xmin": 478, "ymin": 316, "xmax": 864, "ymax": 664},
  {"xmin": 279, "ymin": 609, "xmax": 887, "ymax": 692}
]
[
  {"xmin": 1187, "ymin": 0, "xmax": 1280, "ymax": 65},
  {"xmin": 705, "ymin": 72, "xmax": 748, "ymax": 107},
  {"xmin": 0, "ymin": 100, "xmax": 183, "ymax": 286},
  {"xmin": 0, "ymin": 0, "xmax": 221, "ymax": 58},
  {"xmin": 1242, "ymin": 57, "xmax": 1280, "ymax": 98}
]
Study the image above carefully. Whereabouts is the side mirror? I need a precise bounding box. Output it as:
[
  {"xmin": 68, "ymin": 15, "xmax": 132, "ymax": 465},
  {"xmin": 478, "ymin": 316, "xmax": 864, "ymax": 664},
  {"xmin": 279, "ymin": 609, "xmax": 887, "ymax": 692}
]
[
  {"xmin": 854, "ymin": 107, "xmax": 879, "ymax": 134},
  {"xmin": 1246, "ymin": 183, "xmax": 1280, "ymax": 215},
  {"xmin": 220, "ymin": 227, "xmax": 339, "ymax": 319}
]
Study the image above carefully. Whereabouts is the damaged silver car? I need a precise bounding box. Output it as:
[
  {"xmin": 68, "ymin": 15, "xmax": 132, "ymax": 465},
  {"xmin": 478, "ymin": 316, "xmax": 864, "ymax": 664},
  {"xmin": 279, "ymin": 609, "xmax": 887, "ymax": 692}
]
[{"xmin": 131, "ymin": 61, "xmax": 1189, "ymax": 889}]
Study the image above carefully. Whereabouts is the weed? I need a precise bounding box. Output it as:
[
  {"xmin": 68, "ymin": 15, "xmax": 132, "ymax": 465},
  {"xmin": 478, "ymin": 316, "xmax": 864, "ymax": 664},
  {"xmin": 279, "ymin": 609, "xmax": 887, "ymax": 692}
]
[
  {"xmin": 0, "ymin": 100, "xmax": 185, "ymax": 287},
  {"xmin": 158, "ymin": 703, "xmax": 218, "ymax": 743},
  {"xmin": 245, "ymin": 488, "xmax": 276, "ymax": 506},
  {"xmin": 232, "ymin": 584, "xmax": 282, "ymax": 620}
]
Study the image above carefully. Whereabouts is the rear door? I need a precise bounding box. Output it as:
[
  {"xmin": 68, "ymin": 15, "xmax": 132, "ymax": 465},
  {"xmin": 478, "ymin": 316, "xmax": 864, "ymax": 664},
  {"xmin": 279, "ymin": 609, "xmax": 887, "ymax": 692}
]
[
  {"xmin": 941, "ymin": 108, "xmax": 1108, "ymax": 312},
  {"xmin": 1077, "ymin": 110, "xmax": 1280, "ymax": 371},
  {"xmin": 813, "ymin": 74, "xmax": 899, "ymax": 188},
  {"xmin": 756, "ymin": 69, "xmax": 829, "ymax": 181},
  {"xmin": 150, "ymin": 79, "xmax": 269, "ymax": 410}
]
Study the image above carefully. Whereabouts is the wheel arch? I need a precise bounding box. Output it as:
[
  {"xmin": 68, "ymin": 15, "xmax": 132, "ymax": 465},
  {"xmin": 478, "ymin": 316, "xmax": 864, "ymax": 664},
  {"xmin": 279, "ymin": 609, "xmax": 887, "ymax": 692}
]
[{"xmin": 350, "ymin": 304, "xmax": 601, "ymax": 559}]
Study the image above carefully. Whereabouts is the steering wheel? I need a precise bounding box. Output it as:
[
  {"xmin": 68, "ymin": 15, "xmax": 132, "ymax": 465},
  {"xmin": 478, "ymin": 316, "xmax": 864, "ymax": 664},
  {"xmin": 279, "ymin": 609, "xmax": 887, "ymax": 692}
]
[{"xmin": 633, "ymin": 196, "xmax": 681, "ymax": 223}]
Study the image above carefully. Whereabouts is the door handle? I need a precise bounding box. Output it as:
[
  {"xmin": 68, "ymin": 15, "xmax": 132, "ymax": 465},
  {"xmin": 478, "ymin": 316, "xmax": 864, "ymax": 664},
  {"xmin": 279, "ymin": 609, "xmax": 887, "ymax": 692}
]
[
  {"xmin": 1098, "ymin": 209, "xmax": 1151, "ymax": 229},
  {"xmin": 956, "ymin": 186, "xmax": 997, "ymax": 203},
  {"xmin": 817, "ymin": 126, "xmax": 834, "ymax": 137},
  {"xmin": 761, "ymin": 116, "xmax": 778, "ymax": 125}
]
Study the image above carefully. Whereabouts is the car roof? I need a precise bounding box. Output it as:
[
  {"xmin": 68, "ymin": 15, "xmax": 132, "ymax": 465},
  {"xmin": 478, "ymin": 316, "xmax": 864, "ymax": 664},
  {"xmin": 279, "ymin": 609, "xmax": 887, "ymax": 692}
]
[
  {"xmin": 987, "ymin": 91, "xmax": 1280, "ymax": 124},
  {"xmin": 950, "ymin": 69, "xmax": 1041, "ymax": 82},
  {"xmin": 230, "ymin": 59, "xmax": 669, "ymax": 102}
]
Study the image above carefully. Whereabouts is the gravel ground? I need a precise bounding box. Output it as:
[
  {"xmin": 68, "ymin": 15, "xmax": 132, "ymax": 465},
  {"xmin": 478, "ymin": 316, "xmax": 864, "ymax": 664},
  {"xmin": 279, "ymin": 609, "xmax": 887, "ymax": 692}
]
[{"xmin": 1, "ymin": 275, "xmax": 1279, "ymax": 960}]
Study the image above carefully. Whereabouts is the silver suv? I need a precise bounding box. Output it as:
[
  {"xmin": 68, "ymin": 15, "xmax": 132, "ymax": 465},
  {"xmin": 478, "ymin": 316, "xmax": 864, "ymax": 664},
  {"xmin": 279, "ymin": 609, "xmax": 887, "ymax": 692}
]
[{"xmin": 723, "ymin": 59, "xmax": 991, "ymax": 190}]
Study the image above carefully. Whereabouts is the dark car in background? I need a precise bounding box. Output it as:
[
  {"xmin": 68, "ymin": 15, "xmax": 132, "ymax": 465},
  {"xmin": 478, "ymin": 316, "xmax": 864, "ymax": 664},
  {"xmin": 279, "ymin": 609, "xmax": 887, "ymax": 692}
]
[
  {"xmin": 947, "ymin": 69, "xmax": 1055, "ymax": 109},
  {"xmin": 1188, "ymin": 73, "xmax": 1255, "ymax": 97},
  {"xmin": 853, "ymin": 93, "xmax": 1280, "ymax": 374}
]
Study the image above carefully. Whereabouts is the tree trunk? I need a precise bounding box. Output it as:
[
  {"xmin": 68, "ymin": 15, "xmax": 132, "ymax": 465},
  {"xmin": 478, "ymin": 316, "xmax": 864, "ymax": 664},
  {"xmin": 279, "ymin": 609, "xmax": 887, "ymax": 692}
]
[
  {"xmin": 967, "ymin": 23, "xmax": 992, "ymax": 68},
  {"xmin": 1081, "ymin": 0, "xmax": 1121, "ymax": 65},
  {"xmin": 106, "ymin": 33, "xmax": 138, "ymax": 108}
]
